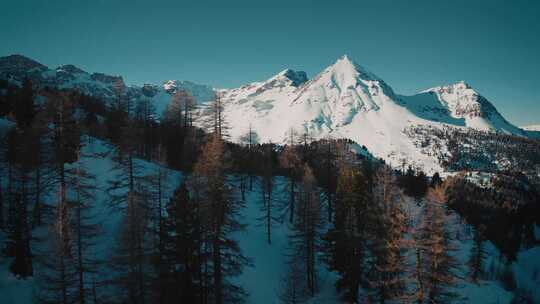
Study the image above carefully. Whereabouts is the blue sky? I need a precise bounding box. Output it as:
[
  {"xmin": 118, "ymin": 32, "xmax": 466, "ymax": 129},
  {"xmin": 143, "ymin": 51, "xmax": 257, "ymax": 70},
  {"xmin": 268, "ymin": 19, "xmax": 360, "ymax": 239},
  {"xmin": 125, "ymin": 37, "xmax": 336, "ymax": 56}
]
[{"xmin": 1, "ymin": 0, "xmax": 539, "ymax": 125}]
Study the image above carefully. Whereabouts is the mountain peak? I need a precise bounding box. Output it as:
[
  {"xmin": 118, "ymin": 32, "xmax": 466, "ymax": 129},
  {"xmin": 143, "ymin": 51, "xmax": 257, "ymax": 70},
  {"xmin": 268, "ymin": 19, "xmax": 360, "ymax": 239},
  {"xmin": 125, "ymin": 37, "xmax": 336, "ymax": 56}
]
[
  {"xmin": 56, "ymin": 64, "xmax": 87, "ymax": 74},
  {"xmin": 328, "ymin": 55, "xmax": 380, "ymax": 83},
  {"xmin": 272, "ymin": 69, "xmax": 307, "ymax": 87},
  {"xmin": 0, "ymin": 54, "xmax": 48, "ymax": 73},
  {"xmin": 423, "ymin": 80, "xmax": 476, "ymax": 96}
]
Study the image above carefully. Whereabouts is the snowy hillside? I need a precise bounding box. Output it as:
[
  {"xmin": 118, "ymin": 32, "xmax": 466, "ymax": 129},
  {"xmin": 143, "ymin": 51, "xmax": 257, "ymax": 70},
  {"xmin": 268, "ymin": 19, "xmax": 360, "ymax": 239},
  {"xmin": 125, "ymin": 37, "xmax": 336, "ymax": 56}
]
[{"xmin": 0, "ymin": 117, "xmax": 536, "ymax": 303}]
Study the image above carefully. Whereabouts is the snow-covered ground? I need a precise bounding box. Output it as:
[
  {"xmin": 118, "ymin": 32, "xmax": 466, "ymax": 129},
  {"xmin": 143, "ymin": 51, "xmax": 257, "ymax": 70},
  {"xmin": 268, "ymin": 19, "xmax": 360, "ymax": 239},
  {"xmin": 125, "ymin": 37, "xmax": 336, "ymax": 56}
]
[{"xmin": 1, "ymin": 117, "xmax": 539, "ymax": 303}]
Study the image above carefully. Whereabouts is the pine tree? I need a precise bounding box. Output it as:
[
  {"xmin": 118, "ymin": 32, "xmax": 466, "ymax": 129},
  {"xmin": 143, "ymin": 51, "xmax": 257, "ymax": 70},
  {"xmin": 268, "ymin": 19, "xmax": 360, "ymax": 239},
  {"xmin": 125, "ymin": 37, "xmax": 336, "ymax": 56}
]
[
  {"xmin": 14, "ymin": 78, "xmax": 36, "ymax": 128},
  {"xmin": 36, "ymin": 90, "xmax": 87, "ymax": 303},
  {"xmin": 279, "ymin": 254, "xmax": 306, "ymax": 304},
  {"xmin": 148, "ymin": 144, "xmax": 170, "ymax": 303},
  {"xmin": 6, "ymin": 127, "xmax": 40, "ymax": 278},
  {"xmin": 133, "ymin": 97, "xmax": 157, "ymax": 159},
  {"xmin": 322, "ymin": 155, "xmax": 369, "ymax": 303},
  {"xmin": 161, "ymin": 90, "xmax": 188, "ymax": 169},
  {"xmin": 468, "ymin": 226, "xmax": 487, "ymax": 283},
  {"xmin": 107, "ymin": 123, "xmax": 151, "ymax": 303},
  {"xmin": 36, "ymin": 191, "xmax": 78, "ymax": 304},
  {"xmin": 238, "ymin": 124, "xmax": 259, "ymax": 195},
  {"xmin": 8, "ymin": 193, "xmax": 33, "ymax": 278},
  {"xmin": 105, "ymin": 80, "xmax": 128, "ymax": 144},
  {"xmin": 257, "ymin": 144, "xmax": 279, "ymax": 244},
  {"xmin": 367, "ymin": 166, "xmax": 408, "ymax": 303},
  {"xmin": 318, "ymin": 138, "xmax": 339, "ymax": 223},
  {"xmin": 192, "ymin": 134, "xmax": 249, "ymax": 303},
  {"xmin": 31, "ymin": 110, "xmax": 49, "ymax": 228},
  {"xmin": 160, "ymin": 181, "xmax": 202, "ymax": 303},
  {"xmin": 110, "ymin": 189, "xmax": 150, "ymax": 304},
  {"xmin": 106, "ymin": 122, "xmax": 145, "ymax": 211},
  {"xmin": 417, "ymin": 183, "xmax": 460, "ymax": 303},
  {"xmin": 279, "ymin": 144, "xmax": 302, "ymax": 224},
  {"xmin": 200, "ymin": 91, "xmax": 228, "ymax": 139},
  {"xmin": 68, "ymin": 147, "xmax": 101, "ymax": 304},
  {"xmin": 290, "ymin": 164, "xmax": 323, "ymax": 298}
]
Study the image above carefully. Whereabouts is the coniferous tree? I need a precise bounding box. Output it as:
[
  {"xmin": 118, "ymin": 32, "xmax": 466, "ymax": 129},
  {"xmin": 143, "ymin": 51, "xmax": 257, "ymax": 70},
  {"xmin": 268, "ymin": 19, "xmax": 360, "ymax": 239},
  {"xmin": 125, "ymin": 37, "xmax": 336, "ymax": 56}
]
[
  {"xmin": 133, "ymin": 97, "xmax": 157, "ymax": 159},
  {"xmin": 279, "ymin": 254, "xmax": 306, "ymax": 304},
  {"xmin": 431, "ymin": 172, "xmax": 443, "ymax": 188},
  {"xmin": 367, "ymin": 166, "xmax": 408, "ymax": 303},
  {"xmin": 6, "ymin": 124, "xmax": 40, "ymax": 278},
  {"xmin": 290, "ymin": 164, "xmax": 323, "ymax": 298},
  {"xmin": 14, "ymin": 78, "xmax": 36, "ymax": 128},
  {"xmin": 105, "ymin": 80, "xmax": 128, "ymax": 144},
  {"xmin": 238, "ymin": 124, "xmax": 259, "ymax": 195},
  {"xmin": 110, "ymin": 189, "xmax": 150, "ymax": 304},
  {"xmin": 257, "ymin": 144, "xmax": 279, "ymax": 244},
  {"xmin": 417, "ymin": 183, "xmax": 460, "ymax": 303},
  {"xmin": 36, "ymin": 196, "xmax": 78, "ymax": 304},
  {"xmin": 8, "ymin": 192, "xmax": 33, "ymax": 278},
  {"xmin": 468, "ymin": 226, "xmax": 487, "ymax": 283},
  {"xmin": 161, "ymin": 89, "xmax": 194, "ymax": 169},
  {"xmin": 192, "ymin": 134, "xmax": 249, "ymax": 304},
  {"xmin": 160, "ymin": 181, "xmax": 202, "ymax": 303},
  {"xmin": 322, "ymin": 155, "xmax": 368, "ymax": 303},
  {"xmin": 279, "ymin": 144, "xmax": 302, "ymax": 224},
  {"xmin": 107, "ymin": 119, "xmax": 152, "ymax": 304},
  {"xmin": 31, "ymin": 110, "xmax": 50, "ymax": 228},
  {"xmin": 36, "ymin": 90, "xmax": 85, "ymax": 303},
  {"xmin": 68, "ymin": 147, "xmax": 101, "ymax": 304},
  {"xmin": 317, "ymin": 138, "xmax": 339, "ymax": 223}
]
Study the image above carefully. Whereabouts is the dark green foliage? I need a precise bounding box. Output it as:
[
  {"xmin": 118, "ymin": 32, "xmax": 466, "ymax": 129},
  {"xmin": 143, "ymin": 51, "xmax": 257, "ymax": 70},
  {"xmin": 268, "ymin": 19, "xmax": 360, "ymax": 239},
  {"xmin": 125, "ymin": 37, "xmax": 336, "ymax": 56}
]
[
  {"xmin": 431, "ymin": 172, "xmax": 442, "ymax": 187},
  {"xmin": 447, "ymin": 174, "xmax": 540, "ymax": 261},
  {"xmin": 499, "ymin": 263, "xmax": 517, "ymax": 292},
  {"xmin": 8, "ymin": 193, "xmax": 33, "ymax": 278},
  {"xmin": 398, "ymin": 166, "xmax": 428, "ymax": 198},
  {"xmin": 322, "ymin": 160, "xmax": 368, "ymax": 303},
  {"xmin": 468, "ymin": 227, "xmax": 487, "ymax": 283},
  {"xmin": 14, "ymin": 78, "xmax": 36, "ymax": 128},
  {"xmin": 158, "ymin": 182, "xmax": 202, "ymax": 303}
]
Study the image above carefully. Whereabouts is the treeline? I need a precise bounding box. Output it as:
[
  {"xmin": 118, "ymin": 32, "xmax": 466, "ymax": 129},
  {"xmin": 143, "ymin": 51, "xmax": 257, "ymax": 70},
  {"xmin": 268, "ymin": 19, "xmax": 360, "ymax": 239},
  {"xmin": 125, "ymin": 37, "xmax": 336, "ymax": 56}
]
[
  {"xmin": 405, "ymin": 125, "xmax": 540, "ymax": 178},
  {"xmin": 446, "ymin": 171, "xmax": 540, "ymax": 261}
]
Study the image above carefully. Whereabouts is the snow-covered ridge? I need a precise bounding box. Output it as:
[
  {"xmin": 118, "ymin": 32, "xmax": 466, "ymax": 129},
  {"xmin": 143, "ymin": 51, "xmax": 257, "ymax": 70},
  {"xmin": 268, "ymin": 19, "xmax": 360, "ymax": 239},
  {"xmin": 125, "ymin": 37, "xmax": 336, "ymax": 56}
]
[
  {"xmin": 522, "ymin": 124, "xmax": 540, "ymax": 131},
  {"xmin": 0, "ymin": 54, "xmax": 215, "ymax": 115},
  {"xmin": 216, "ymin": 55, "xmax": 525, "ymax": 172},
  {"xmin": 0, "ymin": 54, "xmax": 527, "ymax": 173}
]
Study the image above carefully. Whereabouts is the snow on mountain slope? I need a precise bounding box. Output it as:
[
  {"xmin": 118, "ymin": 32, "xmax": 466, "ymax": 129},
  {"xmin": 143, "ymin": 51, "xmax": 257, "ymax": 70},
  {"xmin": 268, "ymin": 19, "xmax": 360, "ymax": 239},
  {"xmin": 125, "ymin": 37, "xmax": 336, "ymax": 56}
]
[
  {"xmin": 0, "ymin": 54, "xmax": 214, "ymax": 115},
  {"xmin": 218, "ymin": 57, "xmax": 439, "ymax": 172},
  {"xmin": 416, "ymin": 81, "xmax": 525, "ymax": 135},
  {"xmin": 522, "ymin": 124, "xmax": 540, "ymax": 131},
  {"xmin": 1, "ymin": 54, "xmax": 528, "ymax": 173},
  {"xmin": 218, "ymin": 56, "xmax": 525, "ymax": 173}
]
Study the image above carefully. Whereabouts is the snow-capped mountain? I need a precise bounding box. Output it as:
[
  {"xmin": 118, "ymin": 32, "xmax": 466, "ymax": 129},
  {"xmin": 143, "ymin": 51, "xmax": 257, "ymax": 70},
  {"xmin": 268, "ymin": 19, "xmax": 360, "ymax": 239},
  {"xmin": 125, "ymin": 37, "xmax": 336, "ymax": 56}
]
[
  {"xmin": 0, "ymin": 54, "xmax": 214, "ymax": 115},
  {"xmin": 218, "ymin": 55, "xmax": 525, "ymax": 172},
  {"xmin": 398, "ymin": 81, "xmax": 524, "ymax": 134},
  {"xmin": 0, "ymin": 54, "xmax": 528, "ymax": 173}
]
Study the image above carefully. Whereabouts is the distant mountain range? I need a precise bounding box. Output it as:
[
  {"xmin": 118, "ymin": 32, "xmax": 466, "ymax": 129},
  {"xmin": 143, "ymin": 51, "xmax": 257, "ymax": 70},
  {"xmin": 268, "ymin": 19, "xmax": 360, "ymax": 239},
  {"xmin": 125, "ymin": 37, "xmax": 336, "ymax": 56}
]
[{"xmin": 0, "ymin": 54, "xmax": 535, "ymax": 173}]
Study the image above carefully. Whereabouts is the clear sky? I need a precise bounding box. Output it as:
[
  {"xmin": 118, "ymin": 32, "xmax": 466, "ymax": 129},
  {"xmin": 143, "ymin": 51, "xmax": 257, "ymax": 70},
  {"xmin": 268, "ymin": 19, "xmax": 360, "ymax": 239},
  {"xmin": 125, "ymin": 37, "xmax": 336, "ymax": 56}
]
[{"xmin": 1, "ymin": 0, "xmax": 539, "ymax": 125}]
